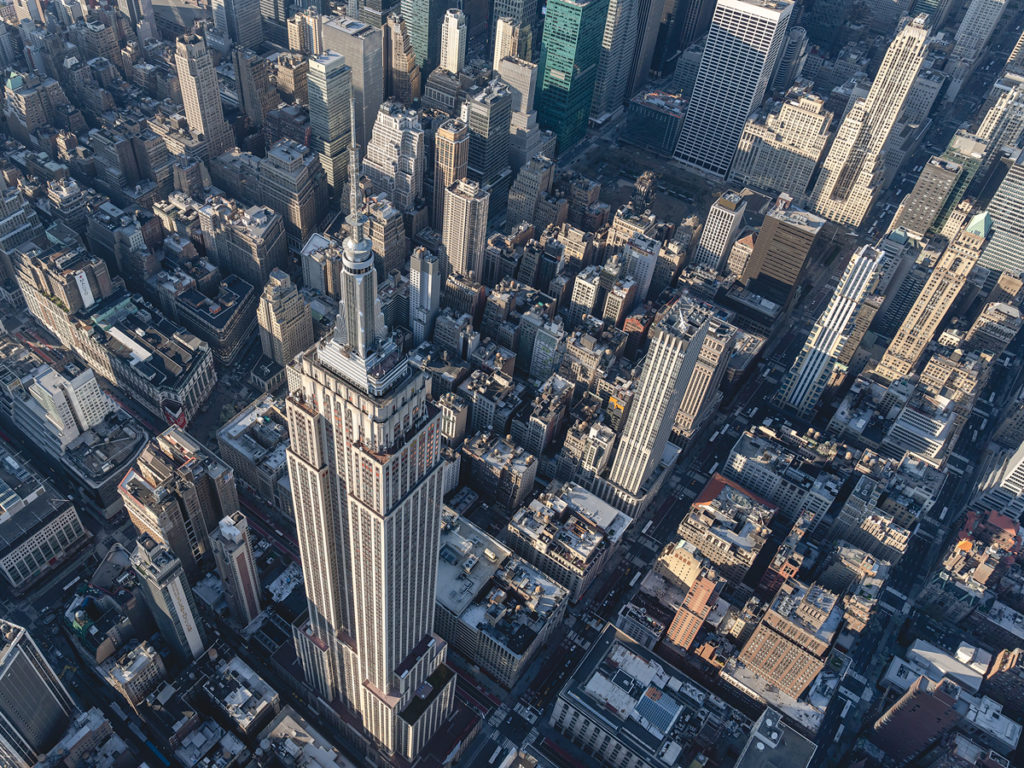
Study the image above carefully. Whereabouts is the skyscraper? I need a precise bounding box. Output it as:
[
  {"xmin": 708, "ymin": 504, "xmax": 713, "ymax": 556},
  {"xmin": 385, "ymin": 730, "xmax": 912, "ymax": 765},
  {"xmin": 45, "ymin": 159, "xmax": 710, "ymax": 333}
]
[
  {"xmin": 258, "ymin": 267, "xmax": 314, "ymax": 365},
  {"xmin": 730, "ymin": 84, "xmax": 832, "ymax": 201},
  {"xmin": 440, "ymin": 8, "xmax": 467, "ymax": 75},
  {"xmin": 891, "ymin": 157, "xmax": 962, "ymax": 240},
  {"xmin": 691, "ymin": 192, "xmax": 746, "ymax": 272},
  {"xmin": 875, "ymin": 222, "xmax": 983, "ymax": 382},
  {"xmin": 233, "ymin": 47, "xmax": 277, "ymax": 128},
  {"xmin": 493, "ymin": 15, "xmax": 527, "ymax": 70},
  {"xmin": 209, "ymin": 511, "xmax": 262, "ymax": 626},
  {"xmin": 590, "ymin": 0, "xmax": 639, "ymax": 122},
  {"xmin": 0, "ymin": 620, "xmax": 75, "ymax": 768},
  {"xmin": 492, "ymin": 0, "xmax": 537, "ymax": 57},
  {"xmin": 400, "ymin": 0, "xmax": 447, "ymax": 70},
  {"xmin": 980, "ymin": 155, "xmax": 1024, "ymax": 276},
  {"xmin": 384, "ymin": 13, "xmax": 422, "ymax": 103},
  {"xmin": 443, "ymin": 179, "xmax": 490, "ymax": 279},
  {"xmin": 741, "ymin": 194, "xmax": 825, "ymax": 304},
  {"xmin": 287, "ymin": 128, "xmax": 455, "ymax": 760},
  {"xmin": 119, "ymin": 426, "xmax": 239, "ymax": 580},
  {"xmin": 175, "ymin": 34, "xmax": 234, "ymax": 157},
  {"xmin": 461, "ymin": 79, "xmax": 513, "ymax": 209},
  {"xmin": 432, "ymin": 118, "xmax": 469, "ymax": 227},
  {"xmin": 811, "ymin": 16, "xmax": 929, "ymax": 226},
  {"xmin": 775, "ymin": 245, "xmax": 885, "ymax": 417},
  {"xmin": 307, "ymin": 51, "xmax": 352, "ymax": 194},
  {"xmin": 212, "ymin": 0, "xmax": 263, "ymax": 47},
  {"xmin": 132, "ymin": 534, "xmax": 208, "ymax": 661},
  {"xmin": 608, "ymin": 302, "xmax": 710, "ymax": 496},
  {"xmin": 537, "ymin": 0, "xmax": 610, "ymax": 151},
  {"xmin": 673, "ymin": 0, "xmax": 792, "ymax": 177},
  {"xmin": 410, "ymin": 245, "xmax": 441, "ymax": 344},
  {"xmin": 363, "ymin": 100, "xmax": 425, "ymax": 211},
  {"xmin": 322, "ymin": 16, "xmax": 384, "ymax": 150}
]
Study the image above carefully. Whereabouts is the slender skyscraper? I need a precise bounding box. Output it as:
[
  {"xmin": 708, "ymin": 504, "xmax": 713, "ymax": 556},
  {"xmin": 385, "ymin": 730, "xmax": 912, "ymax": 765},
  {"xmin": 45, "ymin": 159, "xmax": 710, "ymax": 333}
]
[
  {"xmin": 213, "ymin": 0, "xmax": 263, "ymax": 47},
  {"xmin": 209, "ymin": 512, "xmax": 262, "ymax": 626},
  {"xmin": 673, "ymin": 0, "xmax": 792, "ymax": 177},
  {"xmin": 233, "ymin": 47, "xmax": 277, "ymax": 127},
  {"xmin": 288, "ymin": 115, "xmax": 455, "ymax": 761},
  {"xmin": 811, "ymin": 16, "xmax": 929, "ymax": 226},
  {"xmin": 323, "ymin": 16, "xmax": 384, "ymax": 150},
  {"xmin": 132, "ymin": 534, "xmax": 208, "ymax": 661},
  {"xmin": 175, "ymin": 34, "xmax": 234, "ymax": 157},
  {"xmin": 410, "ymin": 246, "xmax": 441, "ymax": 344},
  {"xmin": 307, "ymin": 51, "xmax": 352, "ymax": 194},
  {"xmin": 443, "ymin": 179, "xmax": 489, "ymax": 279},
  {"xmin": 537, "ymin": 0, "xmax": 610, "ymax": 151},
  {"xmin": 440, "ymin": 8, "xmax": 467, "ymax": 74},
  {"xmin": 0, "ymin": 620, "xmax": 75, "ymax": 768},
  {"xmin": 384, "ymin": 13, "xmax": 422, "ymax": 103},
  {"xmin": 875, "ymin": 221, "xmax": 983, "ymax": 382},
  {"xmin": 590, "ymin": 0, "xmax": 639, "ymax": 122},
  {"xmin": 433, "ymin": 118, "xmax": 469, "ymax": 227},
  {"xmin": 608, "ymin": 302, "xmax": 710, "ymax": 496},
  {"xmin": 775, "ymin": 245, "xmax": 885, "ymax": 417}
]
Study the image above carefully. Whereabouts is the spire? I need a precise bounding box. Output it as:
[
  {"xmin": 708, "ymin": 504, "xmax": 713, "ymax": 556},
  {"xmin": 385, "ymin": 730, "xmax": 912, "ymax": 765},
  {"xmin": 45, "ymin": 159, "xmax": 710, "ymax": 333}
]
[{"xmin": 347, "ymin": 97, "xmax": 363, "ymax": 231}]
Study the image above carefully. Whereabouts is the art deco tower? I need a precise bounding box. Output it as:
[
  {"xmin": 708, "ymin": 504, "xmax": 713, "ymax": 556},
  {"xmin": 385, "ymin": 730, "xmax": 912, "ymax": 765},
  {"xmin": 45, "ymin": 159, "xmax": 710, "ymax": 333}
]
[
  {"xmin": 175, "ymin": 34, "xmax": 234, "ymax": 157},
  {"xmin": 287, "ymin": 110, "xmax": 455, "ymax": 762}
]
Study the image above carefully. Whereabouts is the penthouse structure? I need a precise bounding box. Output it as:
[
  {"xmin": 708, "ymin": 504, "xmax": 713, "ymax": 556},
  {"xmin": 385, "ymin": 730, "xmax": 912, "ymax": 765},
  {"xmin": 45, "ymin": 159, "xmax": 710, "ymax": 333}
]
[
  {"xmin": 507, "ymin": 482, "xmax": 631, "ymax": 601},
  {"xmin": 435, "ymin": 511, "xmax": 568, "ymax": 687},
  {"xmin": 677, "ymin": 475, "xmax": 775, "ymax": 583},
  {"xmin": 0, "ymin": 443, "xmax": 89, "ymax": 592}
]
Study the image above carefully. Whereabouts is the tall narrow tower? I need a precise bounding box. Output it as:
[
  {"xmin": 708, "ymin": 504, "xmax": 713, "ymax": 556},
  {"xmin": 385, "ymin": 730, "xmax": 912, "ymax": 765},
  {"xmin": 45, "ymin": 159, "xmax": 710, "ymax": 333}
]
[
  {"xmin": 432, "ymin": 118, "xmax": 468, "ymax": 227},
  {"xmin": 307, "ymin": 51, "xmax": 353, "ymax": 194},
  {"xmin": 673, "ymin": 0, "xmax": 792, "ymax": 177},
  {"xmin": 811, "ymin": 16, "xmax": 929, "ymax": 226},
  {"xmin": 609, "ymin": 302, "xmax": 710, "ymax": 496},
  {"xmin": 440, "ymin": 8, "xmax": 467, "ymax": 74},
  {"xmin": 874, "ymin": 221, "xmax": 982, "ymax": 382},
  {"xmin": 287, "ymin": 114, "xmax": 455, "ymax": 762},
  {"xmin": 175, "ymin": 34, "xmax": 234, "ymax": 157},
  {"xmin": 775, "ymin": 245, "xmax": 885, "ymax": 417}
]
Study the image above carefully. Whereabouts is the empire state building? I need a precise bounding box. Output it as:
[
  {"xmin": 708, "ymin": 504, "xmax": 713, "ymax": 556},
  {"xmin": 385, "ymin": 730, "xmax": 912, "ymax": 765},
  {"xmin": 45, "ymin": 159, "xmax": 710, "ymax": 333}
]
[{"xmin": 286, "ymin": 120, "xmax": 455, "ymax": 762}]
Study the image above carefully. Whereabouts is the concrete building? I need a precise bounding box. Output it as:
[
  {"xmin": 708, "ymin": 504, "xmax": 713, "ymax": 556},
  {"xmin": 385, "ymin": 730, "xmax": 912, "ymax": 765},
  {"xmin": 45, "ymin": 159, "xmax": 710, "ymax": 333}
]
[
  {"xmin": 102, "ymin": 641, "xmax": 165, "ymax": 711},
  {"xmin": 286, "ymin": 151, "xmax": 454, "ymax": 760},
  {"xmin": 233, "ymin": 47, "xmax": 277, "ymax": 128},
  {"xmin": 216, "ymin": 394, "xmax": 290, "ymax": 514},
  {"xmin": 0, "ymin": 443, "xmax": 90, "ymax": 593},
  {"xmin": 691, "ymin": 192, "xmax": 746, "ymax": 272},
  {"xmin": 131, "ymin": 534, "xmax": 207, "ymax": 661},
  {"xmin": 384, "ymin": 14, "xmax": 421, "ymax": 104},
  {"xmin": 443, "ymin": 179, "xmax": 490, "ymax": 279},
  {"xmin": 197, "ymin": 197, "xmax": 288, "ymax": 286},
  {"xmin": 776, "ymin": 244, "xmax": 884, "ymax": 417},
  {"xmin": 981, "ymin": 157, "xmax": 1024, "ymax": 276},
  {"xmin": 608, "ymin": 301, "xmax": 709, "ymax": 498},
  {"xmin": 432, "ymin": 118, "xmax": 469, "ymax": 228},
  {"xmin": 741, "ymin": 194, "xmax": 824, "ymax": 305},
  {"xmin": 210, "ymin": 512, "xmax": 261, "ymax": 626},
  {"xmin": 435, "ymin": 511, "xmax": 567, "ymax": 688},
  {"xmin": 673, "ymin": 0, "xmax": 793, "ymax": 177},
  {"xmin": 731, "ymin": 85, "xmax": 832, "ymax": 202},
  {"xmin": 258, "ymin": 268, "xmax": 314, "ymax": 366},
  {"xmin": 119, "ymin": 427, "xmax": 238, "ymax": 580},
  {"xmin": 439, "ymin": 8, "xmax": 466, "ymax": 75},
  {"xmin": 212, "ymin": 0, "xmax": 262, "ymax": 48},
  {"xmin": 0, "ymin": 620, "xmax": 76, "ymax": 768},
  {"xmin": 892, "ymin": 157, "xmax": 963, "ymax": 240},
  {"xmin": 507, "ymin": 483, "xmax": 630, "ymax": 602},
  {"xmin": 811, "ymin": 17, "xmax": 929, "ymax": 226},
  {"xmin": 875, "ymin": 222, "xmax": 981, "ymax": 383},
  {"xmin": 363, "ymin": 100, "xmax": 425, "ymax": 211},
  {"xmin": 175, "ymin": 34, "xmax": 234, "ymax": 157},
  {"xmin": 738, "ymin": 579, "xmax": 841, "ymax": 697},
  {"xmin": 678, "ymin": 474, "xmax": 775, "ymax": 583},
  {"xmin": 307, "ymin": 51, "xmax": 352, "ymax": 194}
]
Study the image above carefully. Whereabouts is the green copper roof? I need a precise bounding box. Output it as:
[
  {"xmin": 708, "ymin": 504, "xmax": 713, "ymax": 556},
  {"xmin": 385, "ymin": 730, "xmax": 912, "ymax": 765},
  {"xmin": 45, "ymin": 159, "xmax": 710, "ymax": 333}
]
[
  {"xmin": 5, "ymin": 72, "xmax": 24, "ymax": 91},
  {"xmin": 966, "ymin": 211, "xmax": 992, "ymax": 237}
]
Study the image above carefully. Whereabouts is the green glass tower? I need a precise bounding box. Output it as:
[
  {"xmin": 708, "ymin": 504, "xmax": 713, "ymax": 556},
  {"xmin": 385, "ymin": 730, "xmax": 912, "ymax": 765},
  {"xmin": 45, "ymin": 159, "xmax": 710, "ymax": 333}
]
[
  {"xmin": 400, "ymin": 0, "xmax": 446, "ymax": 71},
  {"xmin": 537, "ymin": 0, "xmax": 609, "ymax": 151}
]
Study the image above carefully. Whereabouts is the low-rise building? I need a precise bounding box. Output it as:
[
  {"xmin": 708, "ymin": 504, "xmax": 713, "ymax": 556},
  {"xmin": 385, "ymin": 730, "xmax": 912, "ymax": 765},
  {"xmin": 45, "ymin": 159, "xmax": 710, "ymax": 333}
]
[
  {"xmin": 677, "ymin": 475, "xmax": 775, "ymax": 584},
  {"xmin": 216, "ymin": 395, "xmax": 290, "ymax": 515},
  {"xmin": 507, "ymin": 483, "xmax": 630, "ymax": 602},
  {"xmin": 461, "ymin": 432, "xmax": 537, "ymax": 510},
  {"xmin": 0, "ymin": 443, "xmax": 90, "ymax": 592},
  {"xmin": 551, "ymin": 626, "xmax": 752, "ymax": 768},
  {"xmin": 201, "ymin": 656, "xmax": 281, "ymax": 738},
  {"xmin": 102, "ymin": 640, "xmax": 166, "ymax": 711},
  {"xmin": 435, "ymin": 511, "xmax": 567, "ymax": 688}
]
